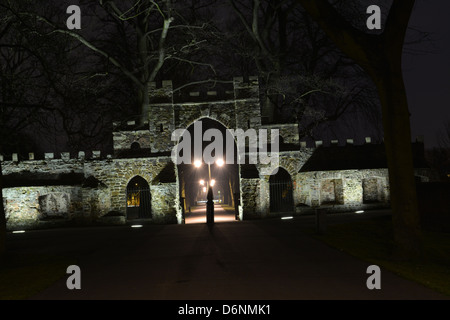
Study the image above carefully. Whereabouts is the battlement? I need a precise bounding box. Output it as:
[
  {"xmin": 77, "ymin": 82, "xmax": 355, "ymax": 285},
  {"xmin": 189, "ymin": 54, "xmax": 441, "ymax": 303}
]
[
  {"xmin": 0, "ymin": 151, "xmax": 112, "ymax": 163},
  {"xmin": 176, "ymin": 89, "xmax": 236, "ymax": 103},
  {"xmin": 113, "ymin": 119, "xmax": 149, "ymax": 132},
  {"xmin": 301, "ymin": 136, "xmax": 374, "ymax": 148},
  {"xmin": 146, "ymin": 76, "xmax": 260, "ymax": 106},
  {"xmin": 148, "ymin": 80, "xmax": 174, "ymax": 104},
  {"xmin": 0, "ymin": 137, "xmax": 378, "ymax": 165}
]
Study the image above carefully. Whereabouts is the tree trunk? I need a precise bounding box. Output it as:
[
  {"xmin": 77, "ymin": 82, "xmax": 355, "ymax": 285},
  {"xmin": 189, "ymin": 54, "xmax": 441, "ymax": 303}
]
[
  {"xmin": 139, "ymin": 81, "xmax": 150, "ymax": 126},
  {"xmin": 293, "ymin": 0, "xmax": 421, "ymax": 260},
  {"xmin": 373, "ymin": 61, "xmax": 422, "ymax": 260},
  {"xmin": 0, "ymin": 163, "xmax": 6, "ymax": 255}
]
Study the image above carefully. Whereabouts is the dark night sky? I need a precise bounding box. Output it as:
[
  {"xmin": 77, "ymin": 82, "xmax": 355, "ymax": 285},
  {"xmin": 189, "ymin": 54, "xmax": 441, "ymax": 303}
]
[
  {"xmin": 13, "ymin": 1, "xmax": 449, "ymax": 151},
  {"xmin": 404, "ymin": 0, "xmax": 450, "ymax": 148}
]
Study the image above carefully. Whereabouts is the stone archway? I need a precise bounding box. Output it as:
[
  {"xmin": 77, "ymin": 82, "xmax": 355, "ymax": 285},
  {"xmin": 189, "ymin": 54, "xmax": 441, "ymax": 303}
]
[
  {"xmin": 174, "ymin": 117, "xmax": 240, "ymax": 224},
  {"xmin": 269, "ymin": 167, "xmax": 294, "ymax": 213},
  {"xmin": 126, "ymin": 175, "xmax": 152, "ymax": 220}
]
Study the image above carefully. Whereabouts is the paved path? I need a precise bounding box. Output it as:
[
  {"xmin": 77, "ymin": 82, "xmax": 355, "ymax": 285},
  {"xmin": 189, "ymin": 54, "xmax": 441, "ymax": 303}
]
[
  {"xmin": 5, "ymin": 209, "xmax": 448, "ymax": 300},
  {"xmin": 185, "ymin": 204, "xmax": 236, "ymax": 224}
]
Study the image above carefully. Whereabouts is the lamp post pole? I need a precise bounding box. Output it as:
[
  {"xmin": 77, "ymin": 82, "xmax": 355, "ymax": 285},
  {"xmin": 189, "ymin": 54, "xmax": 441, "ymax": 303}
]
[
  {"xmin": 196, "ymin": 159, "xmax": 223, "ymax": 225},
  {"xmin": 206, "ymin": 162, "xmax": 214, "ymax": 224}
]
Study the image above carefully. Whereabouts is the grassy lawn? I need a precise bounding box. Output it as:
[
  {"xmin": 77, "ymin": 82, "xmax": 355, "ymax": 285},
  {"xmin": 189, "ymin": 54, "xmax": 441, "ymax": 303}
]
[
  {"xmin": 0, "ymin": 252, "xmax": 77, "ymax": 300},
  {"xmin": 312, "ymin": 215, "xmax": 450, "ymax": 297}
]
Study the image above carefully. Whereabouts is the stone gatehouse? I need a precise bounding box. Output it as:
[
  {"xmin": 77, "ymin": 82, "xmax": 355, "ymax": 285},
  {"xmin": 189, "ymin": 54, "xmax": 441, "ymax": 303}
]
[{"xmin": 1, "ymin": 77, "xmax": 431, "ymax": 230}]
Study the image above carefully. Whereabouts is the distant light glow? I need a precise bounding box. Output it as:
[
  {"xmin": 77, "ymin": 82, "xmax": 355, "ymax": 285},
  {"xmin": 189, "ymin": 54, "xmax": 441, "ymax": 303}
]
[
  {"xmin": 216, "ymin": 159, "xmax": 224, "ymax": 167},
  {"xmin": 199, "ymin": 179, "xmax": 205, "ymax": 185},
  {"xmin": 194, "ymin": 160, "xmax": 202, "ymax": 168},
  {"xmin": 210, "ymin": 179, "xmax": 215, "ymax": 187},
  {"xmin": 281, "ymin": 216, "xmax": 293, "ymax": 220},
  {"xmin": 131, "ymin": 225, "xmax": 143, "ymax": 228},
  {"xmin": 12, "ymin": 230, "xmax": 25, "ymax": 233},
  {"xmin": 355, "ymin": 210, "xmax": 364, "ymax": 214},
  {"xmin": 203, "ymin": 187, "xmax": 207, "ymax": 192}
]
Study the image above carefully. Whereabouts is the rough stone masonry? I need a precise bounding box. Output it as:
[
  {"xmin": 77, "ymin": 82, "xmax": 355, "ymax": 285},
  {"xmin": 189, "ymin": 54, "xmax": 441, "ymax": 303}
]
[{"xmin": 0, "ymin": 77, "xmax": 432, "ymax": 230}]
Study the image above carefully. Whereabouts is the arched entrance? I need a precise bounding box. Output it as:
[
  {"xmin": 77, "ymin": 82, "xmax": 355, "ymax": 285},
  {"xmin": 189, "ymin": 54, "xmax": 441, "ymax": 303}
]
[
  {"xmin": 175, "ymin": 118, "xmax": 240, "ymax": 224},
  {"xmin": 126, "ymin": 176, "xmax": 152, "ymax": 220},
  {"xmin": 269, "ymin": 168, "xmax": 294, "ymax": 213}
]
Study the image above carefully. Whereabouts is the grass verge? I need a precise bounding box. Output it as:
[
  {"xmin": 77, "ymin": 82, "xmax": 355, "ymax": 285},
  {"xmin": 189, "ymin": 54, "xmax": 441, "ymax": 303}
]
[
  {"xmin": 312, "ymin": 215, "xmax": 450, "ymax": 297},
  {"xmin": 0, "ymin": 252, "xmax": 77, "ymax": 300}
]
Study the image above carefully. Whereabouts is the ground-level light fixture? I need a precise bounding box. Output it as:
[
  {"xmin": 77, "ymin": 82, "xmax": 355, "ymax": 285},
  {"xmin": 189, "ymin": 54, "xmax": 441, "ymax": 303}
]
[
  {"xmin": 131, "ymin": 225, "xmax": 143, "ymax": 228},
  {"xmin": 355, "ymin": 210, "xmax": 364, "ymax": 214},
  {"xmin": 12, "ymin": 230, "xmax": 25, "ymax": 233},
  {"xmin": 281, "ymin": 216, "xmax": 293, "ymax": 220}
]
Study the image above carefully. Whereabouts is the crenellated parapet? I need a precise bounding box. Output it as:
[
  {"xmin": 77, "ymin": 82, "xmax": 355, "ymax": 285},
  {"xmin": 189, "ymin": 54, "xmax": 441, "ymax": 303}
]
[
  {"xmin": 3, "ymin": 74, "xmax": 427, "ymax": 231},
  {"xmin": 148, "ymin": 80, "xmax": 174, "ymax": 105},
  {"xmin": 233, "ymin": 76, "xmax": 259, "ymax": 100},
  {"xmin": 0, "ymin": 150, "xmax": 111, "ymax": 164},
  {"xmin": 0, "ymin": 136, "xmax": 378, "ymax": 168}
]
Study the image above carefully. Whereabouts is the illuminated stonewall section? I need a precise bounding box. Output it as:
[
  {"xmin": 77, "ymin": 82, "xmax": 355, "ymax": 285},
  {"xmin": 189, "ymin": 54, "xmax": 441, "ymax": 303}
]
[{"xmin": 0, "ymin": 77, "xmax": 432, "ymax": 230}]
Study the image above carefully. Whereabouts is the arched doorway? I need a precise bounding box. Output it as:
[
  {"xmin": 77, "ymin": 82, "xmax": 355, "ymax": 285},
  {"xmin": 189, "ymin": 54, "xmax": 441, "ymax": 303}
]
[
  {"xmin": 269, "ymin": 168, "xmax": 294, "ymax": 213},
  {"xmin": 126, "ymin": 176, "xmax": 152, "ymax": 220},
  {"xmin": 175, "ymin": 118, "xmax": 240, "ymax": 224}
]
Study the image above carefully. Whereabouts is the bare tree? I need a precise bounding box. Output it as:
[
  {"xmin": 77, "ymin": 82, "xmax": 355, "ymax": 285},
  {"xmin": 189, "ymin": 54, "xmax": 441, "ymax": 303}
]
[
  {"xmin": 226, "ymin": 0, "xmax": 382, "ymax": 141},
  {"xmin": 0, "ymin": 1, "xmax": 133, "ymax": 254},
  {"xmin": 3, "ymin": 0, "xmax": 217, "ymax": 125},
  {"xmin": 295, "ymin": 0, "xmax": 422, "ymax": 259}
]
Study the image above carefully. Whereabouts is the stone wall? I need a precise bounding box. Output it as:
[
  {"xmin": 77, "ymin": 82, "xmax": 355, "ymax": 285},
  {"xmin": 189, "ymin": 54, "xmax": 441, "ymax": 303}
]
[
  {"xmin": 1, "ymin": 155, "xmax": 178, "ymax": 229},
  {"xmin": 2, "ymin": 157, "xmax": 84, "ymax": 175},
  {"xmin": 262, "ymin": 123, "xmax": 300, "ymax": 145},
  {"xmin": 113, "ymin": 130, "xmax": 151, "ymax": 151},
  {"xmin": 84, "ymin": 157, "xmax": 174, "ymax": 215},
  {"xmin": 148, "ymin": 81, "xmax": 175, "ymax": 153},
  {"xmin": 82, "ymin": 187, "xmax": 111, "ymax": 220},
  {"xmin": 3, "ymin": 186, "xmax": 83, "ymax": 229},
  {"xmin": 239, "ymin": 178, "xmax": 261, "ymax": 220},
  {"xmin": 175, "ymin": 102, "xmax": 237, "ymax": 130},
  {"xmin": 3, "ymin": 76, "xmax": 432, "ymax": 230},
  {"xmin": 320, "ymin": 179, "xmax": 340, "ymax": 204},
  {"xmin": 151, "ymin": 183, "xmax": 179, "ymax": 224},
  {"xmin": 296, "ymin": 169, "xmax": 391, "ymax": 213}
]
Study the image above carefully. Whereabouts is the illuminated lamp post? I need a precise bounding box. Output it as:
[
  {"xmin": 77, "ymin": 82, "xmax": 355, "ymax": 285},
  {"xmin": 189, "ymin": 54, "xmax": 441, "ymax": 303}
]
[{"xmin": 194, "ymin": 159, "xmax": 223, "ymax": 224}]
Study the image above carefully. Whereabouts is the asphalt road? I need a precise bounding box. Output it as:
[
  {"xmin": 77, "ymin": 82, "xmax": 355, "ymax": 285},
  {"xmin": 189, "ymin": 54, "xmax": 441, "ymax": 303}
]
[{"xmin": 5, "ymin": 206, "xmax": 448, "ymax": 300}]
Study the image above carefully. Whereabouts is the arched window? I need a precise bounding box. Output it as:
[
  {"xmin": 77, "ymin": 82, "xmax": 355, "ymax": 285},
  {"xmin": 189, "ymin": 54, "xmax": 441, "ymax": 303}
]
[{"xmin": 131, "ymin": 142, "xmax": 141, "ymax": 150}]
